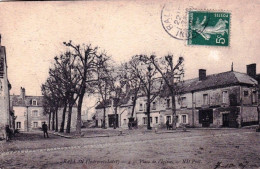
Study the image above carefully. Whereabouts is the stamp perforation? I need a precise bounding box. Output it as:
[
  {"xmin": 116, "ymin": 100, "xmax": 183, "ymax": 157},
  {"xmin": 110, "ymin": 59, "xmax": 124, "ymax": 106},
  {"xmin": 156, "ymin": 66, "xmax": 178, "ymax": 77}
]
[{"xmin": 184, "ymin": 8, "xmax": 232, "ymax": 48}]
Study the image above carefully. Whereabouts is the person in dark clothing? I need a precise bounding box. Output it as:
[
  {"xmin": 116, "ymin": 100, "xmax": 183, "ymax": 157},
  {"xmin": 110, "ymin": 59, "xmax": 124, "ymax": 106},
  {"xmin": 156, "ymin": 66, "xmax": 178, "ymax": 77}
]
[
  {"xmin": 42, "ymin": 122, "xmax": 49, "ymax": 138},
  {"xmin": 5, "ymin": 125, "xmax": 11, "ymax": 141},
  {"xmin": 166, "ymin": 119, "xmax": 169, "ymax": 130}
]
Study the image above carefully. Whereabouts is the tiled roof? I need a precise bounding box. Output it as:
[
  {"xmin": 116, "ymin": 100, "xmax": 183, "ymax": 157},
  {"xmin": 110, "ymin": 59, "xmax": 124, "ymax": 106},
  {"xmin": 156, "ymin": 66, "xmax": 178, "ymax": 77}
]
[{"xmin": 11, "ymin": 95, "xmax": 43, "ymax": 107}]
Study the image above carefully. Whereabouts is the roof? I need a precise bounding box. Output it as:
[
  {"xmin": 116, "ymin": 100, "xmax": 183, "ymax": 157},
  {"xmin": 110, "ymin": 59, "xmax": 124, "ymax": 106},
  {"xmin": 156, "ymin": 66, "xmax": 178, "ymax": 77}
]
[
  {"xmin": 180, "ymin": 71, "xmax": 258, "ymax": 93},
  {"xmin": 95, "ymin": 96, "xmax": 131, "ymax": 109},
  {"xmin": 11, "ymin": 95, "xmax": 44, "ymax": 107}
]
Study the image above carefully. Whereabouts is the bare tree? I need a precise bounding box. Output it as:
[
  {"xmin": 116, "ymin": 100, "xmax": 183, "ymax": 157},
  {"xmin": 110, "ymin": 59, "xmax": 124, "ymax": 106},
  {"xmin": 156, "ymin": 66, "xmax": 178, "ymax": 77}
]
[
  {"xmin": 123, "ymin": 62, "xmax": 142, "ymax": 129},
  {"xmin": 41, "ymin": 78, "xmax": 62, "ymax": 132},
  {"xmin": 141, "ymin": 54, "xmax": 184, "ymax": 129},
  {"xmin": 109, "ymin": 65, "xmax": 130, "ymax": 129},
  {"xmin": 128, "ymin": 55, "xmax": 163, "ymax": 130},
  {"xmin": 63, "ymin": 41, "xmax": 104, "ymax": 134},
  {"xmin": 49, "ymin": 52, "xmax": 81, "ymax": 133},
  {"xmin": 93, "ymin": 55, "xmax": 112, "ymax": 129}
]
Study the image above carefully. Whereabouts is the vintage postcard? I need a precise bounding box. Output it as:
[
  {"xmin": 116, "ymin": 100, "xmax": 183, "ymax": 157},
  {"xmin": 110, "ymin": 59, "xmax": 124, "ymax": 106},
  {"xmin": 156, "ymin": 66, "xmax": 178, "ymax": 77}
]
[{"xmin": 0, "ymin": 0, "xmax": 259, "ymax": 169}]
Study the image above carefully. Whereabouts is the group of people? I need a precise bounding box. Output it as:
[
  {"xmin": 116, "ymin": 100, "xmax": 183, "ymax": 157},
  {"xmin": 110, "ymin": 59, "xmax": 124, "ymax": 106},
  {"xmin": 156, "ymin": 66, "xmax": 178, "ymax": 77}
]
[{"xmin": 4, "ymin": 122, "xmax": 49, "ymax": 141}]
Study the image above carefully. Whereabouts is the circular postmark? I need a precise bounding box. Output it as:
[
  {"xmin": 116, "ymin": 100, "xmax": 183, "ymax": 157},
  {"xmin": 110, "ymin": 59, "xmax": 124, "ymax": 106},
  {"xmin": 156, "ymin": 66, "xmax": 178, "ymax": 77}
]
[
  {"xmin": 161, "ymin": 4, "xmax": 191, "ymax": 40},
  {"xmin": 161, "ymin": 4, "xmax": 209, "ymax": 41}
]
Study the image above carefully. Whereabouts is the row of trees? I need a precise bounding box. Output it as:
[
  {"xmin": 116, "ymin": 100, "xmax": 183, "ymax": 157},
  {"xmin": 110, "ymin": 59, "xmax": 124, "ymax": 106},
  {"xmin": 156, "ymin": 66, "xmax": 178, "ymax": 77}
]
[{"xmin": 41, "ymin": 41, "xmax": 185, "ymax": 134}]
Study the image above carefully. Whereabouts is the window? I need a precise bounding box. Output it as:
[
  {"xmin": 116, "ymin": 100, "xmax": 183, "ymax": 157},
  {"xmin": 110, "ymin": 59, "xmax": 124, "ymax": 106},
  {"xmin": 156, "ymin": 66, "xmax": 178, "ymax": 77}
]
[
  {"xmin": 155, "ymin": 117, "xmax": 158, "ymax": 124},
  {"xmin": 16, "ymin": 122, "xmax": 21, "ymax": 129},
  {"xmin": 203, "ymin": 94, "xmax": 208, "ymax": 105},
  {"xmin": 222, "ymin": 91, "xmax": 228, "ymax": 103},
  {"xmin": 32, "ymin": 110, "xmax": 38, "ymax": 117},
  {"xmin": 166, "ymin": 116, "xmax": 171, "ymax": 123},
  {"xmin": 32, "ymin": 99, "xmax": 37, "ymax": 106},
  {"xmin": 182, "ymin": 115, "xmax": 187, "ymax": 124},
  {"xmin": 166, "ymin": 99, "xmax": 171, "ymax": 108},
  {"xmin": 150, "ymin": 117, "xmax": 152, "ymax": 123},
  {"xmin": 181, "ymin": 97, "xmax": 187, "ymax": 107},
  {"xmin": 252, "ymin": 91, "xmax": 257, "ymax": 103},
  {"xmin": 33, "ymin": 122, "xmax": 38, "ymax": 128},
  {"xmin": 152, "ymin": 102, "xmax": 156, "ymax": 110},
  {"xmin": 244, "ymin": 91, "xmax": 249, "ymax": 97},
  {"xmin": 143, "ymin": 117, "xmax": 147, "ymax": 124},
  {"xmin": 139, "ymin": 103, "xmax": 143, "ymax": 111}
]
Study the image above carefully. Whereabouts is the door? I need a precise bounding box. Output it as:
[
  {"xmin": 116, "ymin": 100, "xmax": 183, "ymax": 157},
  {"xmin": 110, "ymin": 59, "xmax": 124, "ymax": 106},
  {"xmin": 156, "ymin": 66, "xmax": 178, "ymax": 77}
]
[
  {"xmin": 199, "ymin": 109, "xmax": 213, "ymax": 127},
  {"xmin": 108, "ymin": 114, "xmax": 118, "ymax": 128},
  {"xmin": 222, "ymin": 114, "xmax": 229, "ymax": 127}
]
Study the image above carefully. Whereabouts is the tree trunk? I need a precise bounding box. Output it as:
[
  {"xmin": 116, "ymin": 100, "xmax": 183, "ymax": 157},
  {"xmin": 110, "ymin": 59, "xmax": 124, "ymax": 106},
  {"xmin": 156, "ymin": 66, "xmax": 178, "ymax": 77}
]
[
  {"xmin": 66, "ymin": 105, "xmax": 73, "ymax": 133},
  {"xmin": 131, "ymin": 97, "xmax": 137, "ymax": 117},
  {"xmin": 55, "ymin": 107, "xmax": 58, "ymax": 132},
  {"xmin": 171, "ymin": 92, "xmax": 177, "ymax": 129},
  {"xmin": 147, "ymin": 94, "xmax": 152, "ymax": 130},
  {"xmin": 76, "ymin": 92, "xmax": 85, "ymax": 134},
  {"xmin": 257, "ymin": 105, "xmax": 260, "ymax": 129},
  {"xmin": 48, "ymin": 112, "xmax": 51, "ymax": 130},
  {"xmin": 103, "ymin": 107, "xmax": 106, "ymax": 128},
  {"xmin": 60, "ymin": 104, "xmax": 67, "ymax": 132},
  {"xmin": 52, "ymin": 111, "xmax": 55, "ymax": 130},
  {"xmin": 114, "ymin": 106, "xmax": 118, "ymax": 129}
]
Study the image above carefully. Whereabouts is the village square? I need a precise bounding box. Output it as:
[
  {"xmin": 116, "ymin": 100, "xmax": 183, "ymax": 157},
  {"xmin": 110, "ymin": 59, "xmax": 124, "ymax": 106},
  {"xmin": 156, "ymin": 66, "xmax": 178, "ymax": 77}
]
[{"xmin": 0, "ymin": 1, "xmax": 260, "ymax": 169}]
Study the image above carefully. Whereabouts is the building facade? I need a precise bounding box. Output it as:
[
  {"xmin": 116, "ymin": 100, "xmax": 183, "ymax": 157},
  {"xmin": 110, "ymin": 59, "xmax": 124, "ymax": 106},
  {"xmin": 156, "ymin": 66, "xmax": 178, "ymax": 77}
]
[
  {"xmin": 0, "ymin": 38, "xmax": 12, "ymax": 139},
  {"xmin": 95, "ymin": 64, "xmax": 259, "ymax": 128},
  {"xmin": 11, "ymin": 88, "xmax": 78, "ymax": 132}
]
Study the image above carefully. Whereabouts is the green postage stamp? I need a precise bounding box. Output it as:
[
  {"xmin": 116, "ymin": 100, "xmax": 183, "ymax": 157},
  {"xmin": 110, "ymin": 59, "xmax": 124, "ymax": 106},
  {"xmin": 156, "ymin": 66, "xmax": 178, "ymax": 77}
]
[{"xmin": 188, "ymin": 11, "xmax": 230, "ymax": 46}]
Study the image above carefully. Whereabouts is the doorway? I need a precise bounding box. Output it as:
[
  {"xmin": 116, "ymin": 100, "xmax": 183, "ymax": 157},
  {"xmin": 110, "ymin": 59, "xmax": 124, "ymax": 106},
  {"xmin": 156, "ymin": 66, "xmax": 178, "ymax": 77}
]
[
  {"xmin": 108, "ymin": 114, "xmax": 118, "ymax": 128},
  {"xmin": 222, "ymin": 114, "xmax": 229, "ymax": 127},
  {"xmin": 199, "ymin": 109, "xmax": 213, "ymax": 127}
]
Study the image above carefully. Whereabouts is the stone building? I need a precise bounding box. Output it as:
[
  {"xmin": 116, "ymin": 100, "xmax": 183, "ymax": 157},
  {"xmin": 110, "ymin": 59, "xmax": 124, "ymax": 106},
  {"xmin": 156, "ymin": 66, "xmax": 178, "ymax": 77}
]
[
  {"xmin": 95, "ymin": 96, "xmax": 133, "ymax": 128},
  {"xmin": 95, "ymin": 64, "xmax": 259, "ymax": 128},
  {"xmin": 0, "ymin": 37, "xmax": 13, "ymax": 139},
  {"xmin": 11, "ymin": 87, "xmax": 77, "ymax": 132}
]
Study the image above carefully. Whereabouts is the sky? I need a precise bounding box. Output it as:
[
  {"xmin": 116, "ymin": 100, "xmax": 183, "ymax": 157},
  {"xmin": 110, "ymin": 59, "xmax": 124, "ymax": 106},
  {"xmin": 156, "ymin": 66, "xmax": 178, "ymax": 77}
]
[{"xmin": 0, "ymin": 0, "xmax": 259, "ymax": 98}]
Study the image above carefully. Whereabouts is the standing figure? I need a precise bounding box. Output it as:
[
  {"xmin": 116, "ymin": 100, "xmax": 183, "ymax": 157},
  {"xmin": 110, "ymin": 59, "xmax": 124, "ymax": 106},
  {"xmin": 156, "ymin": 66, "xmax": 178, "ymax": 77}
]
[
  {"xmin": 5, "ymin": 125, "xmax": 11, "ymax": 141},
  {"xmin": 42, "ymin": 122, "xmax": 49, "ymax": 138},
  {"xmin": 166, "ymin": 119, "xmax": 169, "ymax": 130}
]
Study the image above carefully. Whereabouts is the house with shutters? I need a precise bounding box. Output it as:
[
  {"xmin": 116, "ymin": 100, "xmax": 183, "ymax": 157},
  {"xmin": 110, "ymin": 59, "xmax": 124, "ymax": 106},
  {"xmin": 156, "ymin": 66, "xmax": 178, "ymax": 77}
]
[
  {"xmin": 95, "ymin": 64, "xmax": 259, "ymax": 128},
  {"xmin": 0, "ymin": 36, "xmax": 13, "ymax": 139}
]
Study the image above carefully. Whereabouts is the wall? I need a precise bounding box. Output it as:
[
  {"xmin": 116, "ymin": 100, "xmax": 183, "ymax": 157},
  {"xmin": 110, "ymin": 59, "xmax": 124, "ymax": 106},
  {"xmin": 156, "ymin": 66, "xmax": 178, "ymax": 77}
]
[
  {"xmin": 13, "ymin": 106, "xmax": 26, "ymax": 131},
  {"xmin": 241, "ymin": 106, "xmax": 258, "ymax": 124},
  {"xmin": 0, "ymin": 46, "xmax": 10, "ymax": 139}
]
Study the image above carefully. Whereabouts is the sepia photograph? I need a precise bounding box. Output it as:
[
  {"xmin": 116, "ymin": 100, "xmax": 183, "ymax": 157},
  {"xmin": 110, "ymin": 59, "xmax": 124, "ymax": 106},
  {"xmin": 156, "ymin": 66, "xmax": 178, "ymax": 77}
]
[{"xmin": 0, "ymin": 0, "xmax": 259, "ymax": 168}]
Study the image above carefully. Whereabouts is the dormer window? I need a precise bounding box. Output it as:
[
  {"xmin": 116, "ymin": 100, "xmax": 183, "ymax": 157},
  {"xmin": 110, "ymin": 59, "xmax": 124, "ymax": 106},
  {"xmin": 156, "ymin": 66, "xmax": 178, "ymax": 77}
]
[{"xmin": 32, "ymin": 99, "xmax": 37, "ymax": 106}]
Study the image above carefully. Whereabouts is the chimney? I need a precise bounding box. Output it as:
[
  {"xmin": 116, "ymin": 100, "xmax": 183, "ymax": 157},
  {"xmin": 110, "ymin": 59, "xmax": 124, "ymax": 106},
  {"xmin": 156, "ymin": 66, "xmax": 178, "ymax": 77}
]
[
  {"xmin": 199, "ymin": 69, "xmax": 206, "ymax": 81},
  {"xmin": 246, "ymin": 64, "xmax": 256, "ymax": 78},
  {"xmin": 20, "ymin": 87, "xmax": 25, "ymax": 100}
]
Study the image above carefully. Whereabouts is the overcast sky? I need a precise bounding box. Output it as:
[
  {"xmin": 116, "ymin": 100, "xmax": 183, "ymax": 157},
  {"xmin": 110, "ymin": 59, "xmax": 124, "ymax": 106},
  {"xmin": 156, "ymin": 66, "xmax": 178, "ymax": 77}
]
[{"xmin": 0, "ymin": 0, "xmax": 259, "ymax": 96}]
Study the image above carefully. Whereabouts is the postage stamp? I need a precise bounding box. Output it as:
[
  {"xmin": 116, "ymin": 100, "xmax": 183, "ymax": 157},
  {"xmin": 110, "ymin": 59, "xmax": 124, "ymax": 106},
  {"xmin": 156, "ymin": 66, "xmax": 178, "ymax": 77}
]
[{"xmin": 187, "ymin": 11, "xmax": 230, "ymax": 46}]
